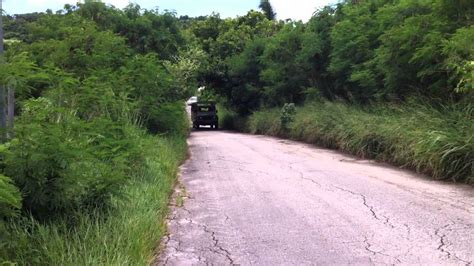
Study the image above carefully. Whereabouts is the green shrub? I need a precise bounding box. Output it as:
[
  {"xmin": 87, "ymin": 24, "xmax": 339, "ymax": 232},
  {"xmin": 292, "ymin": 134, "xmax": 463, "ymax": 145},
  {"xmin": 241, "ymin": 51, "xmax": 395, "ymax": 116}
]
[
  {"xmin": 0, "ymin": 174, "xmax": 22, "ymax": 219},
  {"xmin": 280, "ymin": 103, "xmax": 296, "ymax": 130},
  {"xmin": 0, "ymin": 173, "xmax": 21, "ymax": 259},
  {"xmin": 248, "ymin": 109, "xmax": 279, "ymax": 135},
  {"xmin": 217, "ymin": 104, "xmax": 247, "ymax": 131},
  {"xmin": 146, "ymin": 101, "xmax": 189, "ymax": 136},
  {"xmin": 2, "ymin": 135, "xmax": 187, "ymax": 265},
  {"xmin": 1, "ymin": 98, "xmax": 134, "ymax": 220}
]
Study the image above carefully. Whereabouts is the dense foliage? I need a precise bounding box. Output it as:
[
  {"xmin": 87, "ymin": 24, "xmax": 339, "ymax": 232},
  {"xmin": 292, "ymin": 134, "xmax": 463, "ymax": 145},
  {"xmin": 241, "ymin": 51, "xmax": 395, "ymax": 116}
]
[
  {"xmin": 191, "ymin": 0, "xmax": 472, "ymax": 114},
  {"xmin": 0, "ymin": 2, "xmax": 196, "ymax": 262}
]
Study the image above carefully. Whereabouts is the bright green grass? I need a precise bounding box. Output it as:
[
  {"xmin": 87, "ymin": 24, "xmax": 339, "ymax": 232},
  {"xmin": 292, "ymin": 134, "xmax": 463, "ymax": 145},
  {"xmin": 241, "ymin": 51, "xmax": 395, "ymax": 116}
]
[
  {"xmin": 228, "ymin": 101, "xmax": 473, "ymax": 183},
  {"xmin": 2, "ymin": 135, "xmax": 187, "ymax": 265}
]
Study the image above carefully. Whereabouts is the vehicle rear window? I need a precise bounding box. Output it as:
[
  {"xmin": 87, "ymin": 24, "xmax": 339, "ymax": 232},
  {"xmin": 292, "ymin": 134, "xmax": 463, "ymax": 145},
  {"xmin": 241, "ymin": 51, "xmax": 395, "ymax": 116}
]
[{"xmin": 198, "ymin": 106, "xmax": 215, "ymax": 112}]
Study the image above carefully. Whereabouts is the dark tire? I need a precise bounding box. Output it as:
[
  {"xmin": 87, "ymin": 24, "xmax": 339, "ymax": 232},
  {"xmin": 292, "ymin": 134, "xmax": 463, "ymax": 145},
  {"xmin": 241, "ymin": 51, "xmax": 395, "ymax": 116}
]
[{"xmin": 215, "ymin": 122, "xmax": 219, "ymax": 130}]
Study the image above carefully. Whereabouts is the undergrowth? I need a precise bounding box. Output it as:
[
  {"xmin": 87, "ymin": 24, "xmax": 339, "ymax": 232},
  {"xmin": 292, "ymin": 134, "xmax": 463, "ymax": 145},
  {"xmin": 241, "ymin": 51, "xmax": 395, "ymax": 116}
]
[{"xmin": 1, "ymin": 134, "xmax": 187, "ymax": 264}]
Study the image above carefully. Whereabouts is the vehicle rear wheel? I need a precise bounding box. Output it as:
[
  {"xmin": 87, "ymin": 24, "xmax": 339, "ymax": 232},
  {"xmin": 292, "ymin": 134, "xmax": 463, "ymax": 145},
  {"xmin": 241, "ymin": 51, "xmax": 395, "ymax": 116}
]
[{"xmin": 214, "ymin": 122, "xmax": 219, "ymax": 130}]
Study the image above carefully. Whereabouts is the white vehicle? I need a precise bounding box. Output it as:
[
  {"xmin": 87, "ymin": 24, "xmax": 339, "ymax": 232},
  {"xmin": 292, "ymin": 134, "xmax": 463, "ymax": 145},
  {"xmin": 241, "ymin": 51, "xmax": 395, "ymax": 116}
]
[{"xmin": 186, "ymin": 96, "xmax": 198, "ymax": 105}]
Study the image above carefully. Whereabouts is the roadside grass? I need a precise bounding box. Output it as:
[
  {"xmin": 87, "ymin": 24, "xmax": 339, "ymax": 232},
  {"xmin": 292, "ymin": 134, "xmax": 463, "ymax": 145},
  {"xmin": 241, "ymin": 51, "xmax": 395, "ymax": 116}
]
[
  {"xmin": 217, "ymin": 104, "xmax": 247, "ymax": 131},
  {"xmin": 223, "ymin": 101, "xmax": 473, "ymax": 184},
  {"xmin": 3, "ymin": 135, "xmax": 187, "ymax": 265}
]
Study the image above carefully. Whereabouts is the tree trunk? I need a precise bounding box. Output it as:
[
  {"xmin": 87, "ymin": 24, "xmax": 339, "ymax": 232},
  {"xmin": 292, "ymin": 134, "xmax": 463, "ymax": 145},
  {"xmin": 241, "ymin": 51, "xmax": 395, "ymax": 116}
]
[
  {"xmin": 0, "ymin": 86, "xmax": 6, "ymax": 142},
  {"xmin": 0, "ymin": 1, "xmax": 5, "ymax": 142},
  {"xmin": 0, "ymin": 0, "xmax": 4, "ymax": 54}
]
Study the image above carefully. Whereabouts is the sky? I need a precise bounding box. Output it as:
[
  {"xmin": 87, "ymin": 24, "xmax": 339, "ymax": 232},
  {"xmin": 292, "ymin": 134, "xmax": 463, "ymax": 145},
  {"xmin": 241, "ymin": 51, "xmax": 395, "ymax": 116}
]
[{"xmin": 2, "ymin": 0, "xmax": 338, "ymax": 22}]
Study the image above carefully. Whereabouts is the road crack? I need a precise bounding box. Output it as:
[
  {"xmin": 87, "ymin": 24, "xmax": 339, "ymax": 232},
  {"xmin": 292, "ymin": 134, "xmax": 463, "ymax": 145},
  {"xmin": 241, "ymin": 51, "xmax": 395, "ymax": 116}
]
[
  {"xmin": 186, "ymin": 218, "xmax": 234, "ymax": 264},
  {"xmin": 172, "ymin": 206, "xmax": 234, "ymax": 264},
  {"xmin": 162, "ymin": 184, "xmax": 235, "ymax": 265},
  {"xmin": 382, "ymin": 214, "xmax": 396, "ymax": 229},
  {"xmin": 207, "ymin": 230, "xmax": 234, "ymax": 264},
  {"xmin": 403, "ymin": 223, "xmax": 411, "ymax": 240},
  {"xmin": 298, "ymin": 172, "xmax": 322, "ymax": 187},
  {"xmin": 434, "ymin": 223, "xmax": 472, "ymax": 265},
  {"xmin": 434, "ymin": 223, "xmax": 454, "ymax": 260},
  {"xmin": 363, "ymin": 235, "xmax": 402, "ymax": 264},
  {"xmin": 288, "ymin": 163, "xmax": 322, "ymax": 187},
  {"xmin": 333, "ymin": 186, "xmax": 380, "ymax": 221}
]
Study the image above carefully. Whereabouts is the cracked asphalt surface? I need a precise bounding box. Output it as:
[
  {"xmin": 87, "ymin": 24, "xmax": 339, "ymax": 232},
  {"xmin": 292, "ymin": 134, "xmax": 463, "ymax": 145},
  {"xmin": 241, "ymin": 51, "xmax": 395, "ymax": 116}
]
[{"xmin": 158, "ymin": 131, "xmax": 474, "ymax": 265}]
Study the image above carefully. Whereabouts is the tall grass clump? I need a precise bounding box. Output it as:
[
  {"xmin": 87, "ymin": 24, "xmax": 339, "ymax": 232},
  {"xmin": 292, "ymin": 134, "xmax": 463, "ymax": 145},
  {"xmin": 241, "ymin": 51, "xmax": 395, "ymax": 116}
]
[
  {"xmin": 1, "ymin": 100, "xmax": 188, "ymax": 263},
  {"xmin": 242, "ymin": 101, "xmax": 473, "ymax": 183},
  {"xmin": 2, "ymin": 134, "xmax": 187, "ymax": 264},
  {"xmin": 0, "ymin": 97, "xmax": 188, "ymax": 264}
]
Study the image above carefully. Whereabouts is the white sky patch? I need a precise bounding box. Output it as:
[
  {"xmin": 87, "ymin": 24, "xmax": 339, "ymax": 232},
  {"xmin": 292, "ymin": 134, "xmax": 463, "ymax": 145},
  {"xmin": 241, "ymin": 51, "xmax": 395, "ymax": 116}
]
[
  {"xmin": 272, "ymin": 0, "xmax": 337, "ymax": 22},
  {"xmin": 22, "ymin": 0, "xmax": 131, "ymax": 10},
  {"xmin": 4, "ymin": 0, "xmax": 337, "ymax": 21},
  {"xmin": 104, "ymin": 0, "xmax": 130, "ymax": 8},
  {"xmin": 24, "ymin": 0, "xmax": 61, "ymax": 9}
]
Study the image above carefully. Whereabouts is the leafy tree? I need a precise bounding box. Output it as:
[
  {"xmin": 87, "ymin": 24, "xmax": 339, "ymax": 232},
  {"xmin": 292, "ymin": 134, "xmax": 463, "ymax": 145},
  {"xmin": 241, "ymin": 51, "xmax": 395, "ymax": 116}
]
[
  {"xmin": 437, "ymin": 0, "xmax": 473, "ymax": 27},
  {"xmin": 260, "ymin": 22, "xmax": 308, "ymax": 105},
  {"xmin": 164, "ymin": 46, "xmax": 207, "ymax": 98},
  {"xmin": 190, "ymin": 13, "xmax": 223, "ymax": 53},
  {"xmin": 2, "ymin": 13, "xmax": 44, "ymax": 42},
  {"xmin": 374, "ymin": 1, "xmax": 447, "ymax": 99},
  {"xmin": 227, "ymin": 38, "xmax": 267, "ymax": 114},
  {"xmin": 74, "ymin": 2, "xmax": 185, "ymax": 59},
  {"xmin": 328, "ymin": 1, "xmax": 386, "ymax": 102},
  {"xmin": 191, "ymin": 10, "xmax": 283, "ymax": 112},
  {"xmin": 299, "ymin": 6, "xmax": 337, "ymax": 99}
]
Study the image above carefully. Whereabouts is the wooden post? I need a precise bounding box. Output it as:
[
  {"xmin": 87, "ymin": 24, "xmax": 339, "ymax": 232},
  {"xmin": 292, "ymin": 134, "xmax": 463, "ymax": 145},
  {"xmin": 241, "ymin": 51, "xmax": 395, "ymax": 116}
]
[
  {"xmin": 0, "ymin": 87, "xmax": 6, "ymax": 142},
  {"xmin": 0, "ymin": 0, "xmax": 4, "ymax": 55},
  {"xmin": 0, "ymin": 1, "xmax": 6, "ymax": 142},
  {"xmin": 7, "ymin": 85, "xmax": 13, "ymax": 138}
]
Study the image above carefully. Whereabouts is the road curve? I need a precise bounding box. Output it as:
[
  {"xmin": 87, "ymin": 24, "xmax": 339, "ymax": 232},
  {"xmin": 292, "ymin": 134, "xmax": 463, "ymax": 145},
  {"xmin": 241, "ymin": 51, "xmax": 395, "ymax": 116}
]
[{"xmin": 158, "ymin": 131, "xmax": 474, "ymax": 265}]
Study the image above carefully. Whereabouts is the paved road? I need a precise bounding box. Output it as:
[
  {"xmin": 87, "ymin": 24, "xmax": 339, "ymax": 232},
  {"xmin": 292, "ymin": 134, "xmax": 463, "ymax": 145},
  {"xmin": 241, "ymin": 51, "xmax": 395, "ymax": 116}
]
[{"xmin": 158, "ymin": 131, "xmax": 474, "ymax": 265}]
